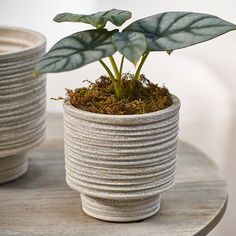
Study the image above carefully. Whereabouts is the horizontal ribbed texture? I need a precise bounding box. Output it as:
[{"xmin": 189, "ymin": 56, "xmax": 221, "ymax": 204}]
[
  {"xmin": 0, "ymin": 26, "xmax": 46, "ymax": 183},
  {"xmin": 63, "ymin": 96, "xmax": 180, "ymax": 221},
  {"xmin": 0, "ymin": 155, "xmax": 28, "ymax": 184},
  {"xmin": 0, "ymin": 26, "xmax": 46, "ymax": 60},
  {"xmin": 81, "ymin": 194, "xmax": 160, "ymax": 222}
]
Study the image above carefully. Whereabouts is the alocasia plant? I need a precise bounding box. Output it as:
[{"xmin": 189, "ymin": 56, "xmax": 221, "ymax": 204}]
[{"xmin": 35, "ymin": 9, "xmax": 236, "ymax": 99}]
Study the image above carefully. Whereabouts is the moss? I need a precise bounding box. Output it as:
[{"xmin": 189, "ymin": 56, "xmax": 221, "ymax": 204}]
[{"xmin": 66, "ymin": 74, "xmax": 173, "ymax": 115}]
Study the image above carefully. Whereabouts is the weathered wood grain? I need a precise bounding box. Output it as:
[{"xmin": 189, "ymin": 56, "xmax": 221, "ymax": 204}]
[{"xmin": 0, "ymin": 114, "xmax": 227, "ymax": 236}]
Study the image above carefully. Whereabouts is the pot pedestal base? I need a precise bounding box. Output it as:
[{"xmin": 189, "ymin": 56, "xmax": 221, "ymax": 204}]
[
  {"xmin": 81, "ymin": 194, "xmax": 161, "ymax": 222},
  {"xmin": 0, "ymin": 155, "xmax": 28, "ymax": 184}
]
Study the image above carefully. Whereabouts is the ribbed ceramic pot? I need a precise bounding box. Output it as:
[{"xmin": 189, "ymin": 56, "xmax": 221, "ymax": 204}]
[
  {"xmin": 63, "ymin": 95, "xmax": 180, "ymax": 222},
  {"xmin": 0, "ymin": 26, "xmax": 46, "ymax": 184}
]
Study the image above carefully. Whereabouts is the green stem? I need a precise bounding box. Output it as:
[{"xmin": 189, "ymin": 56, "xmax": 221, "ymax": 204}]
[
  {"xmin": 119, "ymin": 56, "xmax": 124, "ymax": 77},
  {"xmin": 99, "ymin": 59, "xmax": 123, "ymax": 99},
  {"xmin": 134, "ymin": 51, "xmax": 150, "ymax": 80},
  {"xmin": 114, "ymin": 81, "xmax": 123, "ymax": 99},
  {"xmin": 99, "ymin": 60, "xmax": 116, "ymax": 83},
  {"xmin": 109, "ymin": 56, "xmax": 120, "ymax": 80}
]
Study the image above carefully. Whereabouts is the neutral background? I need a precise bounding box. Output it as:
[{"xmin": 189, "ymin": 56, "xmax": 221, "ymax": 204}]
[{"xmin": 1, "ymin": 1, "xmax": 236, "ymax": 235}]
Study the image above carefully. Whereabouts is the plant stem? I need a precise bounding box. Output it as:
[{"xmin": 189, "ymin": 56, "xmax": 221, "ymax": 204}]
[
  {"xmin": 99, "ymin": 59, "xmax": 123, "ymax": 99},
  {"xmin": 99, "ymin": 60, "xmax": 116, "ymax": 82},
  {"xmin": 109, "ymin": 56, "xmax": 120, "ymax": 80},
  {"xmin": 109, "ymin": 56, "xmax": 124, "ymax": 99},
  {"xmin": 134, "ymin": 51, "xmax": 150, "ymax": 80},
  {"xmin": 119, "ymin": 56, "xmax": 124, "ymax": 77},
  {"xmin": 114, "ymin": 81, "xmax": 123, "ymax": 99}
]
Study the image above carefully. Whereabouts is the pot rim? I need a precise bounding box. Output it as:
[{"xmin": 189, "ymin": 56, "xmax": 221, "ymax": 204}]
[
  {"xmin": 0, "ymin": 26, "xmax": 46, "ymax": 60},
  {"xmin": 64, "ymin": 95, "xmax": 180, "ymax": 124}
]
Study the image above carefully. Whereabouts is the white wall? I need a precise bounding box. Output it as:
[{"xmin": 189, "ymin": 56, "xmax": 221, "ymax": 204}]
[
  {"xmin": 1, "ymin": 0, "xmax": 236, "ymax": 121},
  {"xmin": 1, "ymin": 1, "xmax": 236, "ymax": 235},
  {"xmin": 1, "ymin": 0, "xmax": 235, "ymax": 161}
]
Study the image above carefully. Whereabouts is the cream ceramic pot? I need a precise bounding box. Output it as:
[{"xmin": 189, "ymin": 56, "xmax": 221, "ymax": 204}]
[
  {"xmin": 63, "ymin": 96, "xmax": 180, "ymax": 222},
  {"xmin": 0, "ymin": 26, "xmax": 46, "ymax": 183}
]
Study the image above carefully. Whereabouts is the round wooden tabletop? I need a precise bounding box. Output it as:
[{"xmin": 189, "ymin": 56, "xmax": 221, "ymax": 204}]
[{"xmin": 0, "ymin": 114, "xmax": 227, "ymax": 236}]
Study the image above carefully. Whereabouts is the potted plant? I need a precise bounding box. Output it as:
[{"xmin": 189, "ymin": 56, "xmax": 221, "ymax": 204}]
[
  {"xmin": 35, "ymin": 9, "xmax": 236, "ymax": 222},
  {"xmin": 0, "ymin": 26, "xmax": 46, "ymax": 184}
]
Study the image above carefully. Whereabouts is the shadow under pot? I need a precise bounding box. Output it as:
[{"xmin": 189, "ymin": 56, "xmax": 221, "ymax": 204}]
[
  {"xmin": 63, "ymin": 96, "xmax": 180, "ymax": 222},
  {"xmin": 0, "ymin": 26, "xmax": 46, "ymax": 184}
]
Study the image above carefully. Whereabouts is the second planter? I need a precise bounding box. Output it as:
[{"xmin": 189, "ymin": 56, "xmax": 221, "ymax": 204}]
[
  {"xmin": 63, "ymin": 95, "xmax": 180, "ymax": 222},
  {"xmin": 0, "ymin": 26, "xmax": 46, "ymax": 183}
]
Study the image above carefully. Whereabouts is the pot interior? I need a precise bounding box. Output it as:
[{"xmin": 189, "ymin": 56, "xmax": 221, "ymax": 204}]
[{"xmin": 0, "ymin": 27, "xmax": 44, "ymax": 55}]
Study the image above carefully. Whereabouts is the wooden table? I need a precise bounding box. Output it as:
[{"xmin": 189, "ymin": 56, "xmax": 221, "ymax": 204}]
[{"xmin": 0, "ymin": 114, "xmax": 227, "ymax": 236}]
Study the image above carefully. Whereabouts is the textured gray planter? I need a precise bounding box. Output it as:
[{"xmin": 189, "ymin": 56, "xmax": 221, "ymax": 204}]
[
  {"xmin": 0, "ymin": 26, "xmax": 46, "ymax": 184},
  {"xmin": 63, "ymin": 95, "xmax": 180, "ymax": 222}
]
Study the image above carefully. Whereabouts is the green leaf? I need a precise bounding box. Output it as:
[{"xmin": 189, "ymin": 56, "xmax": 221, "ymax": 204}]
[
  {"xmin": 54, "ymin": 9, "xmax": 132, "ymax": 29},
  {"xmin": 124, "ymin": 12, "xmax": 236, "ymax": 51},
  {"xmin": 112, "ymin": 31, "xmax": 147, "ymax": 65},
  {"xmin": 35, "ymin": 29, "xmax": 117, "ymax": 73}
]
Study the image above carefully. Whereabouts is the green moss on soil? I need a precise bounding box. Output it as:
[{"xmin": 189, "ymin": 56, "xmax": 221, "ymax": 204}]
[{"xmin": 66, "ymin": 74, "xmax": 173, "ymax": 115}]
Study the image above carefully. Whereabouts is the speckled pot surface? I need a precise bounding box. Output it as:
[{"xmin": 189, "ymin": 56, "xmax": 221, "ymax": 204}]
[
  {"xmin": 63, "ymin": 96, "xmax": 180, "ymax": 222},
  {"xmin": 0, "ymin": 26, "xmax": 46, "ymax": 183}
]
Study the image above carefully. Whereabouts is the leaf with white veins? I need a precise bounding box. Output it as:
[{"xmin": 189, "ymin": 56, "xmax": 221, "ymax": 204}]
[
  {"xmin": 124, "ymin": 12, "xmax": 236, "ymax": 51},
  {"xmin": 54, "ymin": 9, "xmax": 132, "ymax": 29},
  {"xmin": 112, "ymin": 31, "xmax": 147, "ymax": 65},
  {"xmin": 35, "ymin": 29, "xmax": 117, "ymax": 73}
]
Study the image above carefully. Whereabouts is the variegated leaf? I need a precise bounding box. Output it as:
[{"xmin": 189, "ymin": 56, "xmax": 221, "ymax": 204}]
[
  {"xmin": 112, "ymin": 31, "xmax": 147, "ymax": 65},
  {"xmin": 124, "ymin": 12, "xmax": 236, "ymax": 51},
  {"xmin": 54, "ymin": 9, "xmax": 132, "ymax": 29},
  {"xmin": 35, "ymin": 29, "xmax": 117, "ymax": 73}
]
